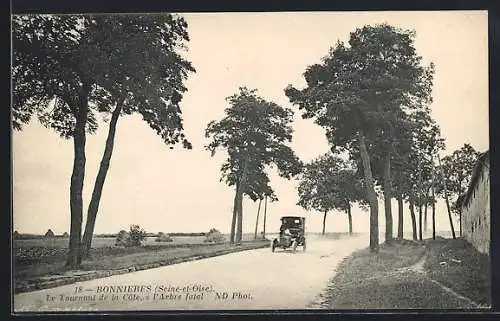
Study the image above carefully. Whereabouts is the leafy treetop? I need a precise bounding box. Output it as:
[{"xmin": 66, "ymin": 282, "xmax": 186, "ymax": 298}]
[
  {"xmin": 12, "ymin": 13, "xmax": 195, "ymax": 148},
  {"xmin": 205, "ymin": 87, "xmax": 303, "ymax": 200}
]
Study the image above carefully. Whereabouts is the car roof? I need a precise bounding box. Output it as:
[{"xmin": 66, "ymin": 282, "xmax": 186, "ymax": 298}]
[{"xmin": 280, "ymin": 216, "xmax": 305, "ymax": 220}]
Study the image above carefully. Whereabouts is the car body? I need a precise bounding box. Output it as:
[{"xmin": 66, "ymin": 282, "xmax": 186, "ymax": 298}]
[{"xmin": 271, "ymin": 216, "xmax": 306, "ymax": 253}]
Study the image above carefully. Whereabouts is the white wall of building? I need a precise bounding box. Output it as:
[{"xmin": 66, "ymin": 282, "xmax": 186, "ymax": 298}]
[{"xmin": 461, "ymin": 155, "xmax": 490, "ymax": 254}]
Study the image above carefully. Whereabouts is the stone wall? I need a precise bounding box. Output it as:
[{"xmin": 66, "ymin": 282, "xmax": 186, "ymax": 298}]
[{"xmin": 461, "ymin": 156, "xmax": 490, "ymax": 255}]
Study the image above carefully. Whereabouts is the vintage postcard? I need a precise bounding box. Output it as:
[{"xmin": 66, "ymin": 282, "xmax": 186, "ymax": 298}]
[{"xmin": 11, "ymin": 10, "xmax": 490, "ymax": 312}]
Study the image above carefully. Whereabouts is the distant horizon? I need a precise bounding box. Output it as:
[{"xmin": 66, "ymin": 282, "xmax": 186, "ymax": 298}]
[{"xmin": 13, "ymin": 230, "xmax": 456, "ymax": 237}]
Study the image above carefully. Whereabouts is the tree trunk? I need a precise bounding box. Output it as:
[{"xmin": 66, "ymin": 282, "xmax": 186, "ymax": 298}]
[
  {"xmin": 322, "ymin": 211, "xmax": 327, "ymax": 235},
  {"xmin": 458, "ymin": 178, "xmax": 464, "ymax": 237},
  {"xmin": 459, "ymin": 210, "xmax": 462, "ymax": 237},
  {"xmin": 235, "ymin": 187, "xmax": 244, "ymax": 244},
  {"xmin": 235, "ymin": 156, "xmax": 251, "ymax": 244},
  {"xmin": 431, "ymin": 154, "xmax": 436, "ymax": 240},
  {"xmin": 424, "ymin": 199, "xmax": 429, "ymax": 232},
  {"xmin": 358, "ymin": 133, "xmax": 379, "ymax": 252},
  {"xmin": 382, "ymin": 153, "xmax": 393, "ymax": 244},
  {"xmin": 409, "ymin": 199, "xmax": 417, "ymax": 241},
  {"xmin": 229, "ymin": 180, "xmax": 240, "ymax": 245},
  {"xmin": 424, "ymin": 202, "xmax": 428, "ymax": 233},
  {"xmin": 444, "ymin": 194, "xmax": 457, "ymax": 239},
  {"xmin": 66, "ymin": 99, "xmax": 88, "ymax": 268},
  {"xmin": 438, "ymin": 157, "xmax": 456, "ymax": 239},
  {"xmin": 432, "ymin": 185, "xmax": 436, "ymax": 240},
  {"xmin": 397, "ymin": 192, "xmax": 403, "ymax": 239},
  {"xmin": 418, "ymin": 204, "xmax": 423, "ymax": 241},
  {"xmin": 254, "ymin": 199, "xmax": 262, "ymax": 240},
  {"xmin": 424, "ymin": 187, "xmax": 430, "ymax": 233},
  {"xmin": 347, "ymin": 204, "xmax": 353, "ymax": 235},
  {"xmin": 262, "ymin": 196, "xmax": 267, "ymax": 239},
  {"xmin": 81, "ymin": 102, "xmax": 122, "ymax": 258}
]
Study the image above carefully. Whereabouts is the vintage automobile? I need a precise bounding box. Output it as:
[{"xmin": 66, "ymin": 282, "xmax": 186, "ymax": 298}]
[{"xmin": 271, "ymin": 216, "xmax": 306, "ymax": 253}]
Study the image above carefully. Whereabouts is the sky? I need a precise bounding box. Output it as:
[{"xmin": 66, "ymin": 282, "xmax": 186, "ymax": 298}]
[{"xmin": 12, "ymin": 11, "xmax": 489, "ymax": 237}]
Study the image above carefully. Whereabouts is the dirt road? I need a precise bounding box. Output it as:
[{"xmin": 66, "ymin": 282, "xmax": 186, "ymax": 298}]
[{"xmin": 13, "ymin": 235, "xmax": 368, "ymax": 312}]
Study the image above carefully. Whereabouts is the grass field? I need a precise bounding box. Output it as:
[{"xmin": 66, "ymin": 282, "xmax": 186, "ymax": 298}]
[
  {"xmin": 13, "ymin": 233, "xmax": 261, "ymax": 266},
  {"xmin": 13, "ymin": 235, "xmax": 209, "ymax": 249},
  {"xmin": 13, "ymin": 232, "xmax": 270, "ymax": 293},
  {"xmin": 13, "ymin": 231, "xmax": 359, "ymax": 250}
]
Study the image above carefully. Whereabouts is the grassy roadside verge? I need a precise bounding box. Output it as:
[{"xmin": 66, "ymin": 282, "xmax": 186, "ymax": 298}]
[
  {"xmin": 318, "ymin": 237, "xmax": 490, "ymax": 309},
  {"xmin": 14, "ymin": 240, "xmax": 269, "ymax": 294},
  {"xmin": 423, "ymin": 237, "xmax": 491, "ymax": 306}
]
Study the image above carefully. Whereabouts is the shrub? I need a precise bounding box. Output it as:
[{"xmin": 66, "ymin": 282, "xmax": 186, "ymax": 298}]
[
  {"xmin": 128, "ymin": 225, "xmax": 147, "ymax": 246},
  {"xmin": 155, "ymin": 232, "xmax": 173, "ymax": 242},
  {"xmin": 62, "ymin": 232, "xmax": 69, "ymax": 237},
  {"xmin": 204, "ymin": 228, "xmax": 226, "ymax": 243},
  {"xmin": 115, "ymin": 230, "xmax": 130, "ymax": 247},
  {"xmin": 44, "ymin": 229, "xmax": 55, "ymax": 237},
  {"xmin": 115, "ymin": 225, "xmax": 147, "ymax": 247}
]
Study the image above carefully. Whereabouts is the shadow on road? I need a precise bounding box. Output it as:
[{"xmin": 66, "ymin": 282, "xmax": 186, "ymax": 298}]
[{"xmin": 270, "ymin": 250, "xmax": 307, "ymax": 255}]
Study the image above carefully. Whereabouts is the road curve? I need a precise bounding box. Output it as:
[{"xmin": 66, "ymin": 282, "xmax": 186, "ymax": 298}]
[{"xmin": 14, "ymin": 235, "xmax": 368, "ymax": 312}]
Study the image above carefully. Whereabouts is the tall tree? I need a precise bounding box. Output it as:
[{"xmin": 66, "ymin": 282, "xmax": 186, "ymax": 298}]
[
  {"xmin": 401, "ymin": 111, "xmax": 444, "ymax": 240},
  {"xmin": 12, "ymin": 14, "xmax": 195, "ymax": 265},
  {"xmin": 13, "ymin": 15, "xmax": 101, "ymax": 267},
  {"xmin": 336, "ymin": 168, "xmax": 368, "ymax": 235},
  {"xmin": 80, "ymin": 14, "xmax": 195, "ymax": 257},
  {"xmin": 285, "ymin": 24, "xmax": 434, "ymax": 251},
  {"xmin": 437, "ymin": 156, "xmax": 456, "ymax": 239},
  {"xmin": 439, "ymin": 144, "xmax": 481, "ymax": 203},
  {"xmin": 297, "ymin": 153, "xmax": 366, "ymax": 235},
  {"xmin": 205, "ymin": 87, "xmax": 302, "ymax": 244},
  {"xmin": 437, "ymin": 143, "xmax": 481, "ymax": 235},
  {"xmin": 297, "ymin": 154, "xmax": 336, "ymax": 235}
]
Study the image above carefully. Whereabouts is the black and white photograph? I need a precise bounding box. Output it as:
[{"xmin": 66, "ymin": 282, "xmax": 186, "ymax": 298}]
[{"xmin": 11, "ymin": 10, "xmax": 490, "ymax": 312}]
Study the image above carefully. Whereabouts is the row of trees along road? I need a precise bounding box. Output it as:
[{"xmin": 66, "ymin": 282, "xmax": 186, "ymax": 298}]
[
  {"xmin": 438, "ymin": 144, "xmax": 482, "ymax": 235},
  {"xmin": 12, "ymin": 16, "xmax": 483, "ymax": 262},
  {"xmin": 285, "ymin": 24, "xmax": 465, "ymax": 252},
  {"xmin": 205, "ymin": 87, "xmax": 303, "ymax": 245},
  {"xmin": 12, "ymin": 14, "xmax": 196, "ymax": 267},
  {"xmin": 297, "ymin": 154, "xmax": 368, "ymax": 235}
]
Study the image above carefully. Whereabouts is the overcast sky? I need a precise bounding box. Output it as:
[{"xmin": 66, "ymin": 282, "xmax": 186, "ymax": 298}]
[{"xmin": 12, "ymin": 11, "xmax": 488, "ymax": 236}]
